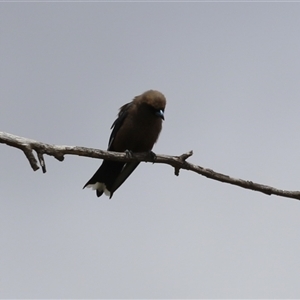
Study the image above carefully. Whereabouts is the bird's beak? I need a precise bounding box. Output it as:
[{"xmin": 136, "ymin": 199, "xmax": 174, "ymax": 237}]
[{"xmin": 156, "ymin": 109, "xmax": 165, "ymax": 120}]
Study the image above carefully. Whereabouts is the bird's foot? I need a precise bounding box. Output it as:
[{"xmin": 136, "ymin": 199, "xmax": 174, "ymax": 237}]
[
  {"xmin": 148, "ymin": 151, "xmax": 157, "ymax": 162},
  {"xmin": 125, "ymin": 149, "xmax": 133, "ymax": 158}
]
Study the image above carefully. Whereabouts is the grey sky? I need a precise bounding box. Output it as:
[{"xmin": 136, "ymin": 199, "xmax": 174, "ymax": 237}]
[{"xmin": 1, "ymin": 2, "xmax": 300, "ymax": 298}]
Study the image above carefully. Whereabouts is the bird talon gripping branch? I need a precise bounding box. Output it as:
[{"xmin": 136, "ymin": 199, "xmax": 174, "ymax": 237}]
[
  {"xmin": 148, "ymin": 150, "xmax": 157, "ymax": 162},
  {"xmin": 125, "ymin": 149, "xmax": 133, "ymax": 158},
  {"xmin": 83, "ymin": 90, "xmax": 166, "ymax": 198}
]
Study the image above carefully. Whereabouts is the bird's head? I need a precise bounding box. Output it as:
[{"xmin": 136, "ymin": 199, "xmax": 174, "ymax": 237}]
[{"xmin": 135, "ymin": 90, "xmax": 166, "ymax": 120}]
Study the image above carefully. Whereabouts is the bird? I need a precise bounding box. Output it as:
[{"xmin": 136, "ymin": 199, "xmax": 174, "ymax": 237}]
[{"xmin": 83, "ymin": 90, "xmax": 166, "ymax": 198}]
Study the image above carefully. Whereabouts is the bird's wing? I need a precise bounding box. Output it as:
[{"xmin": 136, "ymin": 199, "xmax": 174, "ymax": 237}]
[
  {"xmin": 108, "ymin": 102, "xmax": 132, "ymax": 150},
  {"xmin": 107, "ymin": 102, "xmax": 140, "ymax": 197},
  {"xmin": 109, "ymin": 161, "xmax": 140, "ymax": 198}
]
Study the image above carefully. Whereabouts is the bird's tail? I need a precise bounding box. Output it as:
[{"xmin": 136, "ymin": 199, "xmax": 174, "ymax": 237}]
[{"xmin": 84, "ymin": 160, "xmax": 141, "ymax": 198}]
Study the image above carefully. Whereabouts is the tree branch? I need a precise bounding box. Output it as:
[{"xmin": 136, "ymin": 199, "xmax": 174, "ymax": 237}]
[{"xmin": 1, "ymin": 131, "xmax": 300, "ymax": 201}]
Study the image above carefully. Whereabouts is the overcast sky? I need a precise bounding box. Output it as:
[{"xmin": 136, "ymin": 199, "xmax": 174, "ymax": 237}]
[{"xmin": 1, "ymin": 2, "xmax": 300, "ymax": 298}]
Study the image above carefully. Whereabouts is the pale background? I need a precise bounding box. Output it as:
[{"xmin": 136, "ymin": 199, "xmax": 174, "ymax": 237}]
[{"xmin": 1, "ymin": 2, "xmax": 300, "ymax": 298}]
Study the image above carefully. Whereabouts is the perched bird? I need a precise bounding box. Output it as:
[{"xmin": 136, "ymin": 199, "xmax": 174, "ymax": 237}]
[{"xmin": 83, "ymin": 90, "xmax": 166, "ymax": 198}]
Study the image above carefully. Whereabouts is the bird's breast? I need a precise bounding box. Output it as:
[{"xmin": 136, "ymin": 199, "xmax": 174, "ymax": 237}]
[{"xmin": 112, "ymin": 117, "xmax": 162, "ymax": 153}]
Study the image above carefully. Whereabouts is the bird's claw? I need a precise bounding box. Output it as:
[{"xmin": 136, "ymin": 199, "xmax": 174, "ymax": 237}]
[
  {"xmin": 148, "ymin": 151, "xmax": 157, "ymax": 162},
  {"xmin": 125, "ymin": 149, "xmax": 133, "ymax": 158}
]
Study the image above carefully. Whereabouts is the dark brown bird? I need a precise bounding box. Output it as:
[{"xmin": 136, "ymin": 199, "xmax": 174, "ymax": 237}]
[{"xmin": 83, "ymin": 90, "xmax": 166, "ymax": 198}]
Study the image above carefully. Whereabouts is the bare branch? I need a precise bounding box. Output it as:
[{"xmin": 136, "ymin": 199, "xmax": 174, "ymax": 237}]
[{"xmin": 1, "ymin": 131, "xmax": 300, "ymax": 201}]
